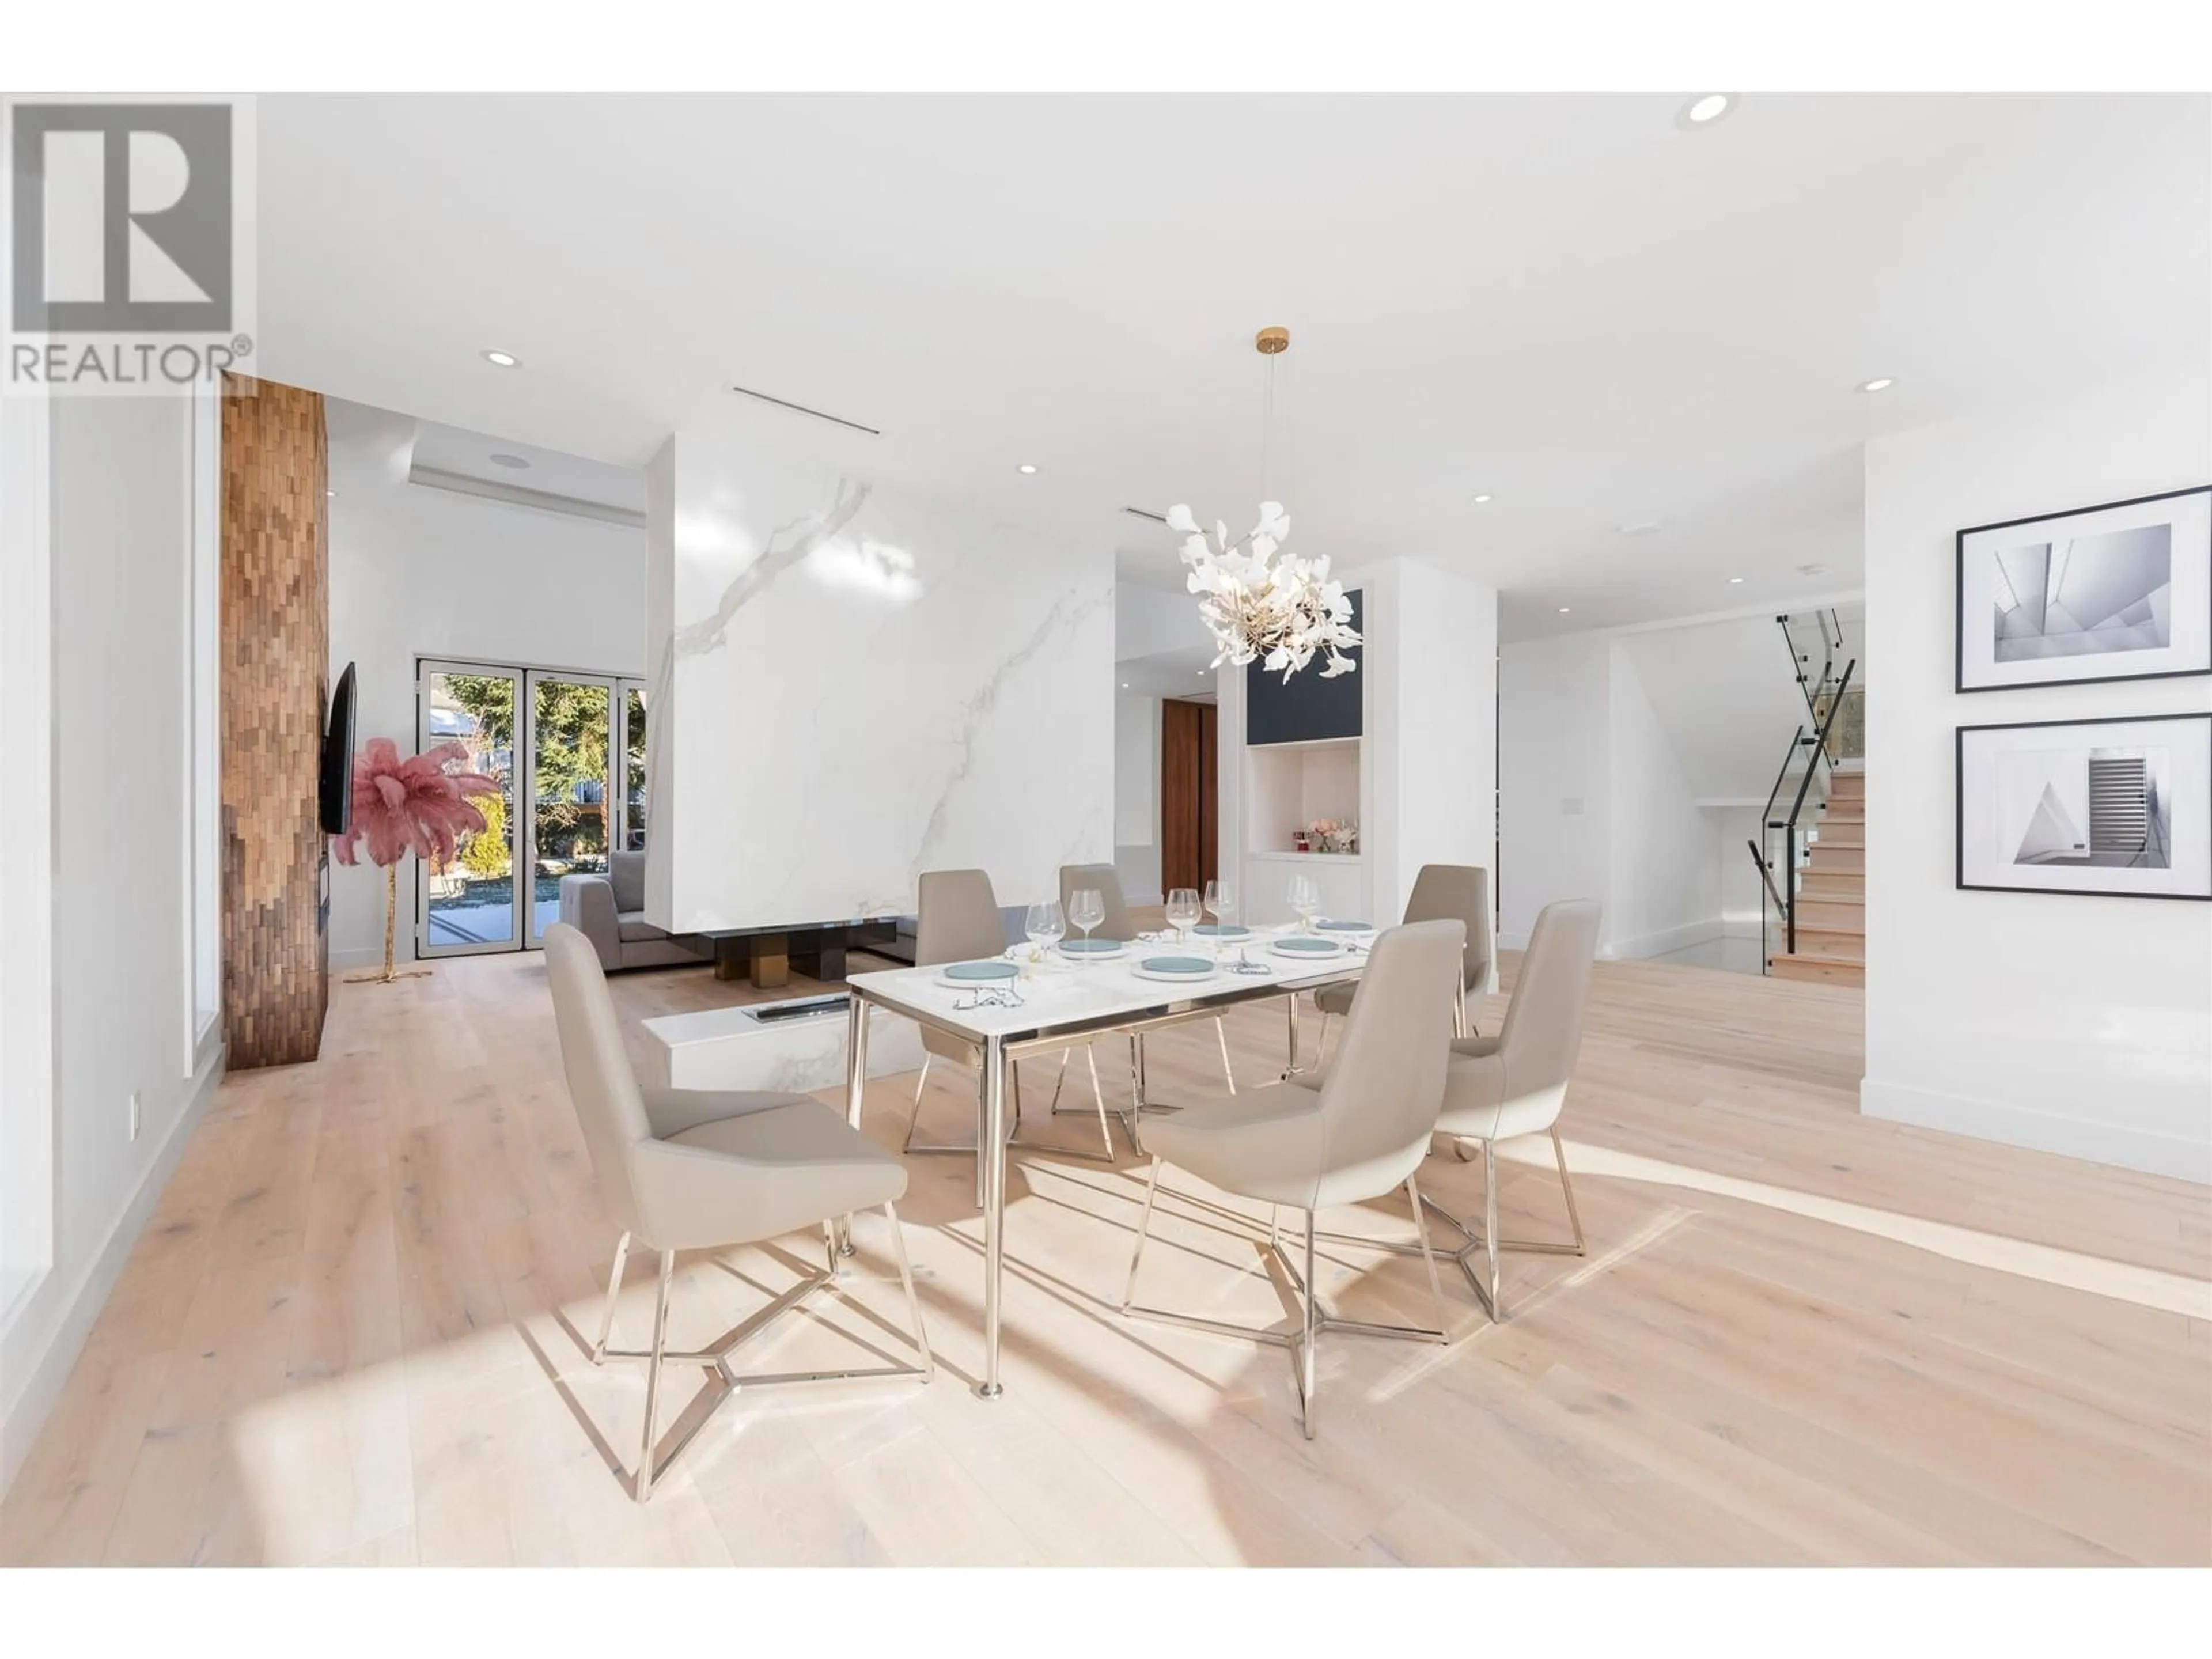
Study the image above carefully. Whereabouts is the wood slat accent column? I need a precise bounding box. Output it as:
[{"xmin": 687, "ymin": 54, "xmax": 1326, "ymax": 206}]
[{"xmin": 219, "ymin": 376, "xmax": 330, "ymax": 1068}]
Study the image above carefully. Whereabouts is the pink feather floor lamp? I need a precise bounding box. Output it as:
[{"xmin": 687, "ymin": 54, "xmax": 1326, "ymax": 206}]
[{"xmin": 332, "ymin": 737, "xmax": 502, "ymax": 984}]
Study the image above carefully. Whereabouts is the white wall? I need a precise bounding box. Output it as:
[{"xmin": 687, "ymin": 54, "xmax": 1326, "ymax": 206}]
[
  {"xmin": 1711, "ymin": 803, "xmax": 1769, "ymax": 934},
  {"xmin": 324, "ymin": 400, "xmax": 647, "ymax": 965},
  {"xmin": 2, "ymin": 394, "xmax": 225, "ymax": 1494},
  {"xmin": 1862, "ymin": 367, "xmax": 2212, "ymax": 1181},
  {"xmin": 1615, "ymin": 612, "xmax": 1808, "ymax": 801},
  {"xmin": 1499, "ymin": 632, "xmax": 1613, "ymax": 947},
  {"xmin": 1113, "ymin": 690, "xmax": 1163, "ymax": 904},
  {"xmin": 1607, "ymin": 647, "xmax": 1722, "ymax": 957},
  {"xmin": 1376, "ymin": 559, "xmax": 1501, "ymax": 933},
  {"xmin": 1115, "ymin": 580, "xmax": 1213, "ymax": 661},
  {"xmin": 646, "ymin": 420, "xmax": 1114, "ymax": 929}
]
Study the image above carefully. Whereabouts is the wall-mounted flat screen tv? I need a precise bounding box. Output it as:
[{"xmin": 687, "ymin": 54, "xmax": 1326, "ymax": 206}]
[{"xmin": 318, "ymin": 661, "xmax": 357, "ymax": 836}]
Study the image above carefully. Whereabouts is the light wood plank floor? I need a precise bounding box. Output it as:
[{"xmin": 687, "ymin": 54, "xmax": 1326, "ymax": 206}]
[{"xmin": 3, "ymin": 944, "xmax": 2207, "ymax": 1566}]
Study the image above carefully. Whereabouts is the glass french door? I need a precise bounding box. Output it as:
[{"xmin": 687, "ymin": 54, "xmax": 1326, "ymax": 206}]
[{"xmin": 417, "ymin": 658, "xmax": 647, "ymax": 957}]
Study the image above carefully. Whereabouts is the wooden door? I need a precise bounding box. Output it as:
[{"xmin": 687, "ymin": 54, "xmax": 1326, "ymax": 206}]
[{"xmin": 1160, "ymin": 699, "xmax": 1218, "ymax": 895}]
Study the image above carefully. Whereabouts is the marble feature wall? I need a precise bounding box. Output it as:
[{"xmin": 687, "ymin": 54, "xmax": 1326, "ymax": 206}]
[{"xmin": 645, "ymin": 429, "xmax": 1115, "ymax": 931}]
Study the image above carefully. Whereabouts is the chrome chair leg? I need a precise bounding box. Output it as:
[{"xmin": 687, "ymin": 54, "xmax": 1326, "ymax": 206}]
[
  {"xmin": 882, "ymin": 1200, "xmax": 936, "ymax": 1384},
  {"xmin": 1404, "ymin": 1173, "xmax": 1450, "ymax": 1342},
  {"xmin": 1121, "ymin": 1157, "xmax": 1164, "ymax": 1311},
  {"xmin": 1215, "ymin": 1016, "xmax": 1237, "ymax": 1094},
  {"xmin": 1551, "ymin": 1127, "xmax": 1586, "ymax": 1254},
  {"xmin": 637, "ymin": 1247, "xmax": 676, "ymax": 1503},
  {"xmin": 591, "ymin": 1230, "xmax": 632, "ymax": 1363},
  {"xmin": 1297, "ymin": 1209, "xmax": 1319, "ymax": 1441},
  {"xmin": 1313, "ymin": 1011, "xmax": 1332, "ymax": 1069},
  {"xmin": 900, "ymin": 1055, "xmax": 935, "ymax": 1153},
  {"xmin": 1480, "ymin": 1140, "xmax": 1501, "ymax": 1318}
]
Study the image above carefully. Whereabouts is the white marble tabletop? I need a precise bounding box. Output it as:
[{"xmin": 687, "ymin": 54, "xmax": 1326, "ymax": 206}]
[{"xmin": 846, "ymin": 925, "xmax": 1373, "ymax": 1041}]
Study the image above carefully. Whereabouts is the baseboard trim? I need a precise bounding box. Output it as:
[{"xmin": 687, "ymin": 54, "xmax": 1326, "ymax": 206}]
[
  {"xmin": 1861, "ymin": 1077, "xmax": 2211, "ymax": 1185},
  {"xmin": 329, "ymin": 944, "xmax": 414, "ymax": 970},
  {"xmin": 1606, "ymin": 918, "xmax": 1724, "ymax": 961},
  {"xmin": 0, "ymin": 1044, "xmax": 226, "ymax": 1498},
  {"xmin": 1502, "ymin": 916, "xmax": 1756, "ymax": 960}
]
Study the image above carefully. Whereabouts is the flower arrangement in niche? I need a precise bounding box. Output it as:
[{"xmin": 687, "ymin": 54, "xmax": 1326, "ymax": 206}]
[
  {"xmin": 1308, "ymin": 818, "xmax": 1359, "ymax": 854},
  {"xmin": 331, "ymin": 737, "xmax": 501, "ymax": 984},
  {"xmin": 1168, "ymin": 501, "xmax": 1361, "ymax": 681}
]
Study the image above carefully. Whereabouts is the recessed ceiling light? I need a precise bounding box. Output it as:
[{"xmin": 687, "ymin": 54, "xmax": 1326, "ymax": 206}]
[
  {"xmin": 326, "ymin": 488, "xmax": 336, "ymax": 498},
  {"xmin": 481, "ymin": 349, "xmax": 520, "ymax": 368},
  {"xmin": 1728, "ymin": 576, "xmax": 1744, "ymax": 584},
  {"xmin": 1472, "ymin": 493, "xmax": 1493, "ymax": 504},
  {"xmin": 1017, "ymin": 463, "xmax": 1038, "ymax": 475},
  {"xmin": 1856, "ymin": 376, "xmax": 1895, "ymax": 393},
  {"xmin": 1616, "ymin": 519, "xmax": 1664, "ymax": 537},
  {"xmin": 1679, "ymin": 93, "xmax": 1734, "ymax": 127},
  {"xmin": 488, "ymin": 453, "xmax": 531, "ymax": 470},
  {"xmin": 1120, "ymin": 682, "xmax": 1130, "ymax": 689},
  {"xmin": 1558, "ymin": 607, "xmax": 1571, "ymax": 615}
]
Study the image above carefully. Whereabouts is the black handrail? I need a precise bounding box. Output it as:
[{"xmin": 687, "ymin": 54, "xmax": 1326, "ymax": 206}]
[
  {"xmin": 1777, "ymin": 608, "xmax": 1848, "ymax": 726},
  {"xmin": 1777, "ymin": 657, "xmax": 1857, "ymax": 955},
  {"xmin": 1746, "ymin": 839, "xmax": 1787, "ymax": 916}
]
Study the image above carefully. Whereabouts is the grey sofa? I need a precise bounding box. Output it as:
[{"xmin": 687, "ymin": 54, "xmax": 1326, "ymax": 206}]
[{"xmin": 556, "ymin": 851, "xmax": 703, "ymax": 971}]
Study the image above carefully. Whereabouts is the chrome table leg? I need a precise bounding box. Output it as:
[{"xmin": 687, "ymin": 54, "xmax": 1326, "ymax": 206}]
[{"xmin": 979, "ymin": 1033, "xmax": 1007, "ymax": 1399}]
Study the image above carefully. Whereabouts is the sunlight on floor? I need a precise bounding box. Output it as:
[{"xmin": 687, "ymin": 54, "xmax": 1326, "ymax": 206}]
[{"xmin": 1531, "ymin": 1138, "xmax": 2212, "ymax": 1318}]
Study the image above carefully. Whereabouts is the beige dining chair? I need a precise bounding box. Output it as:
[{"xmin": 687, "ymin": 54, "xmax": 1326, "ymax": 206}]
[
  {"xmin": 1059, "ymin": 862, "xmax": 1238, "ymax": 1114},
  {"xmin": 1311, "ymin": 863, "xmax": 1493, "ymax": 1066},
  {"xmin": 544, "ymin": 923, "xmax": 933, "ymax": 1502},
  {"xmin": 1423, "ymin": 897, "xmax": 1601, "ymax": 1321},
  {"xmin": 1120, "ymin": 918, "xmax": 1467, "ymax": 1438},
  {"xmin": 904, "ymin": 869, "xmax": 1121, "ymax": 1188}
]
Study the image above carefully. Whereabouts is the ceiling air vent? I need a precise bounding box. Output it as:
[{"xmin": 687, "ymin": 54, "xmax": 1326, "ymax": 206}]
[
  {"xmin": 726, "ymin": 383, "xmax": 881, "ymax": 437},
  {"xmin": 1122, "ymin": 506, "xmax": 1169, "ymax": 524}
]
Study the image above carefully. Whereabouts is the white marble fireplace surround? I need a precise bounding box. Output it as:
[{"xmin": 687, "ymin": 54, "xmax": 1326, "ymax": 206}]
[{"xmin": 643, "ymin": 425, "xmax": 1114, "ymax": 933}]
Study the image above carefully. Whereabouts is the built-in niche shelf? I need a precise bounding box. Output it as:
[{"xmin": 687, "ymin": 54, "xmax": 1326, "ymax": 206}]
[{"xmin": 1242, "ymin": 734, "xmax": 1369, "ymax": 925}]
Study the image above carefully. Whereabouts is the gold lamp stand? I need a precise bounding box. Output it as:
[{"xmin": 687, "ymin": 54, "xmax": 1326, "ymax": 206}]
[{"xmin": 347, "ymin": 863, "xmax": 433, "ymax": 984}]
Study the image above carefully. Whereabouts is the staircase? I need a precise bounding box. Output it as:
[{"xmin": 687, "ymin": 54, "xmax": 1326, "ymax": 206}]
[{"xmin": 1770, "ymin": 767, "xmax": 1865, "ymax": 986}]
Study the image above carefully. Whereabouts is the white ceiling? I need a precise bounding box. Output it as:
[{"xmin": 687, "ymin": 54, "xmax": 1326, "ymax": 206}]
[
  {"xmin": 253, "ymin": 93, "xmax": 2210, "ymax": 641},
  {"xmin": 407, "ymin": 419, "xmax": 645, "ymax": 516}
]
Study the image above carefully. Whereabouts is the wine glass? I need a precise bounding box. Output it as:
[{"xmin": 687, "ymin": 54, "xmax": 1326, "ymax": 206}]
[
  {"xmin": 1203, "ymin": 879, "xmax": 1234, "ymax": 960},
  {"xmin": 1024, "ymin": 899, "xmax": 1065, "ymax": 964},
  {"xmin": 1069, "ymin": 888, "xmax": 1105, "ymax": 963},
  {"xmin": 1287, "ymin": 873, "xmax": 1320, "ymax": 933},
  {"xmin": 1165, "ymin": 887, "xmax": 1201, "ymax": 947}
]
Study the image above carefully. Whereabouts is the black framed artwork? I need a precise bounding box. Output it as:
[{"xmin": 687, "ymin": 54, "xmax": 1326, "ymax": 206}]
[
  {"xmin": 1955, "ymin": 485, "xmax": 2211, "ymax": 693},
  {"xmin": 1956, "ymin": 711, "xmax": 2212, "ymax": 900}
]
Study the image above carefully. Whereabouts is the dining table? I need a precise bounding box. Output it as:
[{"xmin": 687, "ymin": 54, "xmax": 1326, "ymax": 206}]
[{"xmin": 840, "ymin": 925, "xmax": 1378, "ymax": 1398}]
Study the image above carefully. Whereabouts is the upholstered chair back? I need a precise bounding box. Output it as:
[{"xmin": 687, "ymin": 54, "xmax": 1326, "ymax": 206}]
[
  {"xmin": 916, "ymin": 869, "xmax": 1006, "ymax": 967},
  {"xmin": 1405, "ymin": 863, "xmax": 1494, "ymax": 994},
  {"xmin": 1495, "ymin": 900, "xmax": 1602, "ymax": 1098},
  {"xmin": 1310, "ymin": 918, "xmax": 1466, "ymax": 1207},
  {"xmin": 544, "ymin": 922, "xmax": 652, "ymax": 1236},
  {"xmin": 1058, "ymin": 863, "xmax": 1138, "ymax": 942},
  {"xmin": 916, "ymin": 869, "xmax": 1006, "ymax": 1066}
]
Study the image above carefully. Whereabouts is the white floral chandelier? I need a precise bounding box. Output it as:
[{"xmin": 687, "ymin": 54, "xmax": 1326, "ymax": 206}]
[
  {"xmin": 1168, "ymin": 500, "xmax": 1359, "ymax": 680},
  {"xmin": 1169, "ymin": 325, "xmax": 1361, "ymax": 682}
]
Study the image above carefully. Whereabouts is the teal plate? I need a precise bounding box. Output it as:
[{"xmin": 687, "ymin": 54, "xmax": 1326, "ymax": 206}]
[
  {"xmin": 1275, "ymin": 936, "xmax": 1342, "ymax": 953},
  {"xmin": 1059, "ymin": 938, "xmax": 1123, "ymax": 954},
  {"xmin": 1319, "ymin": 920, "xmax": 1373, "ymax": 932},
  {"xmin": 1192, "ymin": 923, "xmax": 1251, "ymax": 937},
  {"xmin": 1138, "ymin": 956, "xmax": 1213, "ymax": 974},
  {"xmin": 942, "ymin": 960, "xmax": 1020, "ymax": 982}
]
